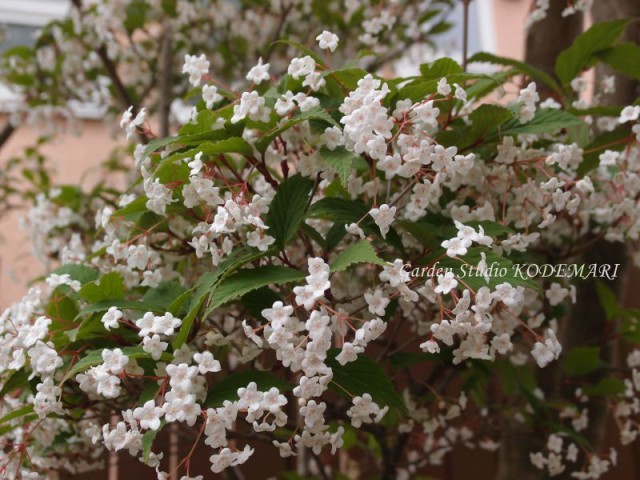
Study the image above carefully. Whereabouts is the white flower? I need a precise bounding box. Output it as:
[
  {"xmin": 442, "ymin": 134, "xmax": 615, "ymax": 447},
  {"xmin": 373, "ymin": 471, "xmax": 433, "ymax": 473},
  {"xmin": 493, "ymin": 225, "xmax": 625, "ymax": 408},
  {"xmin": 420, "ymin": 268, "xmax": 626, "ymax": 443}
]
[
  {"xmin": 231, "ymin": 91, "xmax": 271, "ymax": 123},
  {"xmin": 346, "ymin": 393, "xmax": 388, "ymax": 428},
  {"xmin": 202, "ymin": 84, "xmax": 223, "ymax": 109},
  {"xmin": 288, "ymin": 56, "xmax": 316, "ymax": 79},
  {"xmin": 187, "ymin": 151, "xmax": 204, "ymax": 176},
  {"xmin": 182, "ymin": 53, "xmax": 209, "ymax": 87},
  {"xmin": 316, "ymin": 30, "xmax": 339, "ymax": 51},
  {"xmin": 437, "ymin": 78, "xmax": 451, "ymax": 96},
  {"xmin": 531, "ymin": 329, "xmax": 562, "ymax": 367},
  {"xmin": 369, "ymin": 204, "xmax": 396, "ymax": 238},
  {"xmin": 133, "ymin": 400, "xmax": 164, "ymax": 430},
  {"xmin": 102, "ymin": 348, "xmax": 129, "ymax": 375},
  {"xmin": 619, "ymin": 105, "xmax": 640, "ymax": 123},
  {"xmin": 142, "ymin": 334, "xmax": 168, "ymax": 361},
  {"xmin": 364, "ymin": 289, "xmax": 390, "ymax": 316},
  {"xmin": 193, "ymin": 351, "xmax": 221, "ymax": 374},
  {"xmin": 247, "ymin": 230, "xmax": 275, "ymax": 252},
  {"xmin": 434, "ymin": 271, "xmax": 458, "ymax": 295},
  {"xmin": 246, "ymin": 57, "xmax": 270, "ymax": 84},
  {"xmin": 441, "ymin": 236, "xmax": 471, "ymax": 257},
  {"xmin": 101, "ymin": 307, "xmax": 123, "ymax": 331}
]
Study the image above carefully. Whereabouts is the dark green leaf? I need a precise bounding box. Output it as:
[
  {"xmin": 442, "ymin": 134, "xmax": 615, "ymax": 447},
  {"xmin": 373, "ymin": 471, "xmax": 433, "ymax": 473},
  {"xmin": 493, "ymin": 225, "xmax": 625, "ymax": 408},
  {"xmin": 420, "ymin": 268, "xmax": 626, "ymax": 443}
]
[
  {"xmin": 563, "ymin": 347, "xmax": 601, "ymax": 377},
  {"xmin": 331, "ymin": 240, "xmax": 386, "ymax": 272},
  {"xmin": 555, "ymin": 19, "xmax": 631, "ymax": 84},
  {"xmin": 326, "ymin": 350, "xmax": 406, "ymax": 413},
  {"xmin": 266, "ymin": 174, "xmax": 314, "ymax": 249}
]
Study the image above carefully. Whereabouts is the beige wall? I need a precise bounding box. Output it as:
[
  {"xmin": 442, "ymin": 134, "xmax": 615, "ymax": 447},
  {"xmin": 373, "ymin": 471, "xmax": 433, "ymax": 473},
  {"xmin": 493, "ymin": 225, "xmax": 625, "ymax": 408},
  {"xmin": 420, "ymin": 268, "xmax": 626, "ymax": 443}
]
[{"xmin": 0, "ymin": 116, "xmax": 122, "ymax": 308}]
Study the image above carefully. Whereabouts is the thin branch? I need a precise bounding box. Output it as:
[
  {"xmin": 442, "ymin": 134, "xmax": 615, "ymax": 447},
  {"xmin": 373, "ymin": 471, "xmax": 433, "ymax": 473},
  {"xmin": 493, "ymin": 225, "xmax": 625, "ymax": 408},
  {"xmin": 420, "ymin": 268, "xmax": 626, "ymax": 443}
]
[
  {"xmin": 158, "ymin": 26, "xmax": 173, "ymax": 138},
  {"xmin": 462, "ymin": 0, "xmax": 471, "ymax": 72}
]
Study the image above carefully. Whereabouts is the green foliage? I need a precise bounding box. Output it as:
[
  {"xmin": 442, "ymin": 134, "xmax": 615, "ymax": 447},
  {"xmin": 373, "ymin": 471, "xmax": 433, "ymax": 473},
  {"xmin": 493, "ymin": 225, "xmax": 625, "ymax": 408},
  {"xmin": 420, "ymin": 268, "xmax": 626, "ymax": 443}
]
[
  {"xmin": 563, "ymin": 347, "xmax": 601, "ymax": 377},
  {"xmin": 555, "ymin": 18, "xmax": 631, "ymax": 84},
  {"xmin": 266, "ymin": 174, "xmax": 314, "ymax": 249},
  {"xmin": 330, "ymin": 240, "xmax": 386, "ymax": 272},
  {"xmin": 326, "ymin": 350, "xmax": 406, "ymax": 413}
]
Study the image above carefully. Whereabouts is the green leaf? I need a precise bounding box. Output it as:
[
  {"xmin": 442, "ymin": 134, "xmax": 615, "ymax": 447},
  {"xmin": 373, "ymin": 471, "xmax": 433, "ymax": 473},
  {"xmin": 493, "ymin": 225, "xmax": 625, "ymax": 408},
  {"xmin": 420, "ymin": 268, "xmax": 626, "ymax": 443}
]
[
  {"xmin": 266, "ymin": 174, "xmax": 314, "ymax": 249},
  {"xmin": 241, "ymin": 287, "xmax": 283, "ymax": 323},
  {"xmin": 142, "ymin": 281, "xmax": 187, "ymax": 311},
  {"xmin": 469, "ymin": 104, "xmax": 514, "ymax": 138},
  {"xmin": 331, "ymin": 240, "xmax": 386, "ymax": 272},
  {"xmin": 597, "ymin": 42, "xmax": 640, "ymax": 80},
  {"xmin": 319, "ymin": 147, "xmax": 359, "ymax": 186},
  {"xmin": 111, "ymin": 196, "xmax": 147, "ymax": 219},
  {"xmin": 582, "ymin": 377, "xmax": 625, "ymax": 397},
  {"xmin": 79, "ymin": 272, "xmax": 125, "ymax": 303},
  {"xmin": 326, "ymin": 350, "xmax": 406, "ymax": 413},
  {"xmin": 595, "ymin": 280, "xmax": 620, "ymax": 321},
  {"xmin": 0, "ymin": 405, "xmax": 34, "ymax": 426},
  {"xmin": 172, "ymin": 247, "xmax": 271, "ymax": 349},
  {"xmin": 419, "ymin": 57, "xmax": 462, "ymax": 78},
  {"xmin": 142, "ymin": 428, "xmax": 160, "ymax": 462},
  {"xmin": 563, "ymin": 347, "xmax": 601, "ymax": 377},
  {"xmin": 124, "ymin": 0, "xmax": 148, "ymax": 32},
  {"xmin": 555, "ymin": 19, "xmax": 631, "ymax": 84},
  {"xmin": 162, "ymin": 137, "xmax": 252, "ymax": 163},
  {"xmin": 50, "ymin": 265, "xmax": 99, "ymax": 285},
  {"xmin": 205, "ymin": 371, "xmax": 292, "ymax": 407},
  {"xmin": 501, "ymin": 109, "xmax": 583, "ymax": 136},
  {"xmin": 256, "ymin": 107, "xmax": 337, "ymax": 152},
  {"xmin": 577, "ymin": 127, "xmax": 631, "ymax": 176},
  {"xmin": 76, "ymin": 299, "xmax": 165, "ymax": 319},
  {"xmin": 468, "ymin": 52, "xmax": 561, "ymax": 92},
  {"xmin": 208, "ymin": 266, "xmax": 305, "ymax": 312},
  {"xmin": 64, "ymin": 346, "xmax": 172, "ymax": 381},
  {"xmin": 0, "ymin": 370, "xmax": 30, "ymax": 397}
]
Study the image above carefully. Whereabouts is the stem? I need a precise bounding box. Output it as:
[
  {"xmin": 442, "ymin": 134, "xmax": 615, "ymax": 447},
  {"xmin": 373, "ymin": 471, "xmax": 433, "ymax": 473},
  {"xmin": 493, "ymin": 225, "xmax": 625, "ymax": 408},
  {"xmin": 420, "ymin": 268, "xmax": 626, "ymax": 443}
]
[{"xmin": 462, "ymin": 0, "xmax": 471, "ymax": 72}]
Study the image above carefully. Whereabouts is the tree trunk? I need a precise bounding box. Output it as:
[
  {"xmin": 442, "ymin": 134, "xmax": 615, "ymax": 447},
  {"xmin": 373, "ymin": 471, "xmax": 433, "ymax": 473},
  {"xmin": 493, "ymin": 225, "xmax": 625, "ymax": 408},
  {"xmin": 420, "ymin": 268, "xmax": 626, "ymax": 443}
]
[
  {"xmin": 497, "ymin": 5, "xmax": 584, "ymax": 479},
  {"xmin": 524, "ymin": 0, "xmax": 584, "ymax": 93}
]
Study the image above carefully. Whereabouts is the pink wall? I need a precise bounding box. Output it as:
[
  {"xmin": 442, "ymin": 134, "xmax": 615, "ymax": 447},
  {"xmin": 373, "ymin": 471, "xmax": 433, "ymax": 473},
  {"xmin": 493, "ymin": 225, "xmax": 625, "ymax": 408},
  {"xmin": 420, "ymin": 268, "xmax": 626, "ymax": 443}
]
[{"xmin": 0, "ymin": 115, "xmax": 122, "ymax": 308}]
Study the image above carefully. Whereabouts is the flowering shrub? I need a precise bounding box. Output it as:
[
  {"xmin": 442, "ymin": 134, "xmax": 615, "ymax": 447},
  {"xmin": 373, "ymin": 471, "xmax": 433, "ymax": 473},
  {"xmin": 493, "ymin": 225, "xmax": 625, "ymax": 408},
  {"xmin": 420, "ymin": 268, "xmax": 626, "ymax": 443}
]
[{"xmin": 2, "ymin": 14, "xmax": 640, "ymax": 480}]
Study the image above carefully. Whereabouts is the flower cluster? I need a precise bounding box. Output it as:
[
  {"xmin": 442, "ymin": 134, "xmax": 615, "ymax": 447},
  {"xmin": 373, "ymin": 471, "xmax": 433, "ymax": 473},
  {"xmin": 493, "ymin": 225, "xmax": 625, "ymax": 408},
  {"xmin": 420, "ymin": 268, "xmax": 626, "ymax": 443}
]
[{"xmin": 2, "ymin": 16, "xmax": 640, "ymax": 480}]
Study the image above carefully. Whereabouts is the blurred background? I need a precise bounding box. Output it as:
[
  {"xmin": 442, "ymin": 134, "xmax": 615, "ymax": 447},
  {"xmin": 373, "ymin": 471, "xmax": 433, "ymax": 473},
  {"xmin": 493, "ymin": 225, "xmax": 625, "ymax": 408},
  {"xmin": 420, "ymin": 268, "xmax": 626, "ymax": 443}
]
[{"xmin": 1, "ymin": 1, "xmax": 640, "ymax": 479}]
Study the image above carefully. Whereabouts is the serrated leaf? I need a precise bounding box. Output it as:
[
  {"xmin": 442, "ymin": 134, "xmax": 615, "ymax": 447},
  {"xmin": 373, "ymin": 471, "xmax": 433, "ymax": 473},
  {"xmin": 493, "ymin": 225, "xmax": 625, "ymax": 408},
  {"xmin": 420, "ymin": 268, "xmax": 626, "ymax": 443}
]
[
  {"xmin": 79, "ymin": 272, "xmax": 125, "ymax": 303},
  {"xmin": 142, "ymin": 281, "xmax": 187, "ymax": 311},
  {"xmin": 319, "ymin": 147, "xmax": 359, "ymax": 186},
  {"xmin": 208, "ymin": 266, "xmax": 305, "ymax": 312},
  {"xmin": 331, "ymin": 240, "xmax": 385, "ymax": 272},
  {"xmin": 468, "ymin": 52, "xmax": 561, "ymax": 92},
  {"xmin": 555, "ymin": 19, "xmax": 631, "ymax": 84},
  {"xmin": 0, "ymin": 405, "xmax": 34, "ymax": 426},
  {"xmin": 0, "ymin": 370, "xmax": 29, "ymax": 397},
  {"xmin": 501, "ymin": 109, "xmax": 583, "ymax": 136},
  {"xmin": 50, "ymin": 265, "xmax": 99, "ymax": 285},
  {"xmin": 205, "ymin": 370, "xmax": 292, "ymax": 407},
  {"xmin": 266, "ymin": 174, "xmax": 314, "ymax": 249},
  {"xmin": 563, "ymin": 347, "xmax": 601, "ymax": 377},
  {"xmin": 256, "ymin": 107, "xmax": 337, "ymax": 152},
  {"xmin": 326, "ymin": 350, "xmax": 406, "ymax": 413},
  {"xmin": 597, "ymin": 42, "xmax": 640, "ymax": 80},
  {"xmin": 76, "ymin": 299, "xmax": 165, "ymax": 319},
  {"xmin": 419, "ymin": 57, "xmax": 462, "ymax": 78},
  {"xmin": 162, "ymin": 137, "xmax": 252, "ymax": 163},
  {"xmin": 64, "ymin": 346, "xmax": 172, "ymax": 381},
  {"xmin": 172, "ymin": 247, "xmax": 271, "ymax": 349},
  {"xmin": 469, "ymin": 104, "xmax": 514, "ymax": 138}
]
